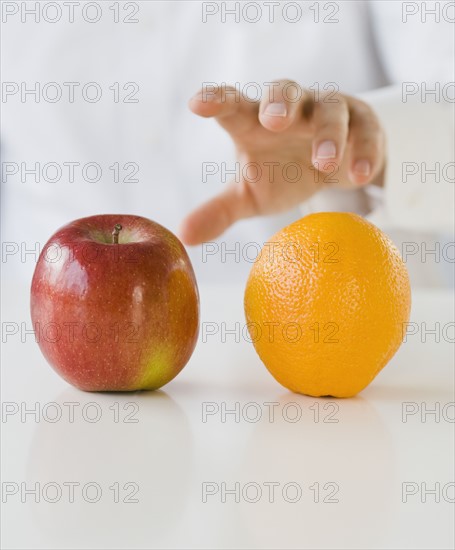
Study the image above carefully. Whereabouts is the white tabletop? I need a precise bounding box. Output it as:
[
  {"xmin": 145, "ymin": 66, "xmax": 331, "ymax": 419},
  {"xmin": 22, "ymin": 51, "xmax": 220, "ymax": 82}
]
[{"xmin": 1, "ymin": 284, "xmax": 454, "ymax": 550}]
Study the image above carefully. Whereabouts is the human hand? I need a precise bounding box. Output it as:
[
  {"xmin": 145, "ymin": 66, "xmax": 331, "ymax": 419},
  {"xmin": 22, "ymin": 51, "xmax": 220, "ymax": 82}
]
[{"xmin": 181, "ymin": 80, "xmax": 385, "ymax": 245}]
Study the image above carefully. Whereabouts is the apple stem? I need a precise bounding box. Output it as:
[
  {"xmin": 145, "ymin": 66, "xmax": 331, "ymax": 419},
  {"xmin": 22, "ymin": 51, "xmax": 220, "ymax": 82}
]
[{"xmin": 112, "ymin": 224, "xmax": 122, "ymax": 244}]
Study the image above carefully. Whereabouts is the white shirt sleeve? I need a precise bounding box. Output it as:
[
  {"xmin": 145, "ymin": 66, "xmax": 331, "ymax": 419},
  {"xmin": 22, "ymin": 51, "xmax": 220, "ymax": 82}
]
[
  {"xmin": 361, "ymin": 84, "xmax": 454, "ymax": 233},
  {"xmin": 303, "ymin": 1, "xmax": 455, "ymax": 234}
]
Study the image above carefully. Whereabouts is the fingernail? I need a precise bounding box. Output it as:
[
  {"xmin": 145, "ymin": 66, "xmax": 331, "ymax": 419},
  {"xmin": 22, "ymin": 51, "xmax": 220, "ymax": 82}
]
[
  {"xmin": 264, "ymin": 102, "xmax": 287, "ymax": 117},
  {"xmin": 354, "ymin": 160, "xmax": 371, "ymax": 177},
  {"xmin": 316, "ymin": 140, "xmax": 337, "ymax": 159}
]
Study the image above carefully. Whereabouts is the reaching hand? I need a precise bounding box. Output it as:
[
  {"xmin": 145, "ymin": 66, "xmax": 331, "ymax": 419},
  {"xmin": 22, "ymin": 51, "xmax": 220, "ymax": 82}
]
[{"xmin": 180, "ymin": 79, "xmax": 385, "ymax": 245}]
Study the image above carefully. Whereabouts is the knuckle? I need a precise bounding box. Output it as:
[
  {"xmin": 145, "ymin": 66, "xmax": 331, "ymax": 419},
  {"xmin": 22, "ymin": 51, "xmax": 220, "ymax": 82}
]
[
  {"xmin": 351, "ymin": 98, "xmax": 372, "ymax": 115},
  {"xmin": 317, "ymin": 116, "xmax": 349, "ymax": 136},
  {"xmin": 350, "ymin": 107, "xmax": 383, "ymax": 134},
  {"xmin": 314, "ymin": 101, "xmax": 349, "ymax": 122},
  {"xmin": 269, "ymin": 79, "xmax": 302, "ymax": 102},
  {"xmin": 351, "ymin": 101, "xmax": 381, "ymax": 128},
  {"xmin": 353, "ymin": 135, "xmax": 382, "ymax": 157},
  {"xmin": 276, "ymin": 78, "xmax": 299, "ymax": 88},
  {"xmin": 320, "ymin": 91, "xmax": 345, "ymax": 105}
]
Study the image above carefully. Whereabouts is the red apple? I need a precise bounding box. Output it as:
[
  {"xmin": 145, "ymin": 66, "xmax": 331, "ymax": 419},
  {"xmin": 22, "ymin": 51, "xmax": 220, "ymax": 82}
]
[{"xmin": 30, "ymin": 215, "xmax": 199, "ymax": 391}]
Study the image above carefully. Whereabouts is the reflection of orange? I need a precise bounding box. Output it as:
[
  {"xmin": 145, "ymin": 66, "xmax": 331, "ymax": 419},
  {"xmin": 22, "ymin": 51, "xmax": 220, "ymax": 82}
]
[
  {"xmin": 244, "ymin": 213, "xmax": 411, "ymax": 397},
  {"xmin": 238, "ymin": 393, "xmax": 394, "ymax": 549}
]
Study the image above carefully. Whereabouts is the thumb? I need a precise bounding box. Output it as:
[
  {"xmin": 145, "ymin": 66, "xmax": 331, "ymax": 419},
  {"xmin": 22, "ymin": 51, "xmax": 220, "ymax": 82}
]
[{"xmin": 179, "ymin": 182, "xmax": 257, "ymax": 246}]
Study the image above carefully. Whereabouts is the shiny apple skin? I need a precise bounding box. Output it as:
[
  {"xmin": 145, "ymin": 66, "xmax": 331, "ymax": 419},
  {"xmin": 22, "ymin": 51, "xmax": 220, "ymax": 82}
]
[{"xmin": 30, "ymin": 215, "xmax": 199, "ymax": 391}]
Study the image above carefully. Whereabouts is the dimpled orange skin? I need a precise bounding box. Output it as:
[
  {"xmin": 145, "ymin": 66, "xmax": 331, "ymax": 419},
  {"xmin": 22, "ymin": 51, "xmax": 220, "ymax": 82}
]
[{"xmin": 244, "ymin": 212, "xmax": 411, "ymax": 398}]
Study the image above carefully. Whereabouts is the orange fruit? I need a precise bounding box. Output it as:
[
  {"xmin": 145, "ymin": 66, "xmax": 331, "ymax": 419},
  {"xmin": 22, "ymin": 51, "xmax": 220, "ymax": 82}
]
[{"xmin": 244, "ymin": 212, "xmax": 411, "ymax": 397}]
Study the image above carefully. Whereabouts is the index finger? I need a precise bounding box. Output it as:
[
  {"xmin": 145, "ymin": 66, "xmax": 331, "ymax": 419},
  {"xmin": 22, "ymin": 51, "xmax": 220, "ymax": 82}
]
[{"xmin": 189, "ymin": 83, "xmax": 259, "ymax": 137}]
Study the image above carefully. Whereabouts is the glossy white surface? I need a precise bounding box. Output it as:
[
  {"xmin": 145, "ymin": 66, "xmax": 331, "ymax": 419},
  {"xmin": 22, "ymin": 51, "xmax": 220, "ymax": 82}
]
[{"xmin": 1, "ymin": 284, "xmax": 454, "ymax": 550}]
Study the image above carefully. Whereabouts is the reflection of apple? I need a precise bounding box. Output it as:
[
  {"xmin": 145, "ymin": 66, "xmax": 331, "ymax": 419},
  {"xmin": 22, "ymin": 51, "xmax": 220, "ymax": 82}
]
[
  {"xmin": 30, "ymin": 215, "xmax": 199, "ymax": 391},
  {"xmin": 24, "ymin": 389, "xmax": 193, "ymax": 549}
]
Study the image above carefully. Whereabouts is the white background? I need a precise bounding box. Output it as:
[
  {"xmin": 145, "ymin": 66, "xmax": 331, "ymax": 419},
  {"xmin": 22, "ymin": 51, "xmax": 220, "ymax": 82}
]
[{"xmin": 1, "ymin": 1, "xmax": 454, "ymax": 548}]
